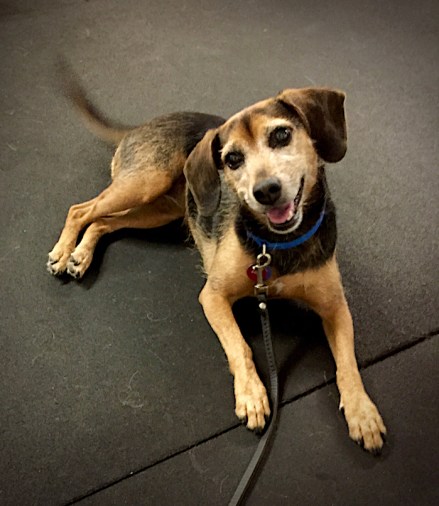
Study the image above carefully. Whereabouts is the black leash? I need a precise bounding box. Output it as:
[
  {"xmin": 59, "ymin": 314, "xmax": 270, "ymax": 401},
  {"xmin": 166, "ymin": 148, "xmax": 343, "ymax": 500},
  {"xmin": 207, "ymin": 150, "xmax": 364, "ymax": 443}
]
[{"xmin": 228, "ymin": 247, "xmax": 279, "ymax": 506}]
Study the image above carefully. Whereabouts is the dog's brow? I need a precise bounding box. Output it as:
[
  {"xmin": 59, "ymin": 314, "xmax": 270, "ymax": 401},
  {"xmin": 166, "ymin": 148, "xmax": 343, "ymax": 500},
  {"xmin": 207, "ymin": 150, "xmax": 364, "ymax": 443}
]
[
  {"xmin": 223, "ymin": 114, "xmax": 257, "ymax": 147},
  {"xmin": 225, "ymin": 113, "xmax": 255, "ymax": 143},
  {"xmin": 241, "ymin": 114, "xmax": 254, "ymax": 139}
]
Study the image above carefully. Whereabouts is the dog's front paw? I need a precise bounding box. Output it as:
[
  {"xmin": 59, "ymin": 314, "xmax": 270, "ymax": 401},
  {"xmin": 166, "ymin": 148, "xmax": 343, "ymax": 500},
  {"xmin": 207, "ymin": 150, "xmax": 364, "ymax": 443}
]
[
  {"xmin": 47, "ymin": 243, "xmax": 72, "ymax": 276},
  {"xmin": 234, "ymin": 370, "xmax": 271, "ymax": 431},
  {"xmin": 341, "ymin": 391, "xmax": 387, "ymax": 453},
  {"xmin": 66, "ymin": 247, "xmax": 93, "ymax": 279}
]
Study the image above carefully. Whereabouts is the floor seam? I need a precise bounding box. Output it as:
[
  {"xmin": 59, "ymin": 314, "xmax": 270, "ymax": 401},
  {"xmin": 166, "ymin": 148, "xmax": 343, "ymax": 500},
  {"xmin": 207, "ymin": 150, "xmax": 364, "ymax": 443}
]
[
  {"xmin": 64, "ymin": 424, "xmax": 241, "ymax": 505},
  {"xmin": 66, "ymin": 329, "xmax": 438, "ymax": 504},
  {"xmin": 358, "ymin": 328, "xmax": 438, "ymax": 369}
]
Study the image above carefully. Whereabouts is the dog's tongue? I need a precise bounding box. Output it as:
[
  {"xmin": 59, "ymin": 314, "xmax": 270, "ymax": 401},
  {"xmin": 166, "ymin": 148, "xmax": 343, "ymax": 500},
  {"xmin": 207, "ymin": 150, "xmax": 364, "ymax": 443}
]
[{"xmin": 266, "ymin": 202, "xmax": 294, "ymax": 224}]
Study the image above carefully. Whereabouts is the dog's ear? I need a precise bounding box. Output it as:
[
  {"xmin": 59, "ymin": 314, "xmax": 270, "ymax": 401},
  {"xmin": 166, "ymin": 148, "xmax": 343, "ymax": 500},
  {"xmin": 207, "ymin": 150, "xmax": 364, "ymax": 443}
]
[
  {"xmin": 277, "ymin": 88, "xmax": 347, "ymax": 163},
  {"xmin": 184, "ymin": 128, "xmax": 222, "ymax": 216}
]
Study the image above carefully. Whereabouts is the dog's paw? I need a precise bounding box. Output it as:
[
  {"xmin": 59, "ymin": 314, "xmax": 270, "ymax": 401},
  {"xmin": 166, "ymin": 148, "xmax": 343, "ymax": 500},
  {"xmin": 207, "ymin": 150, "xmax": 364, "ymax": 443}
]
[
  {"xmin": 234, "ymin": 370, "xmax": 271, "ymax": 431},
  {"xmin": 66, "ymin": 247, "xmax": 93, "ymax": 279},
  {"xmin": 341, "ymin": 392, "xmax": 387, "ymax": 453},
  {"xmin": 47, "ymin": 244, "xmax": 72, "ymax": 276}
]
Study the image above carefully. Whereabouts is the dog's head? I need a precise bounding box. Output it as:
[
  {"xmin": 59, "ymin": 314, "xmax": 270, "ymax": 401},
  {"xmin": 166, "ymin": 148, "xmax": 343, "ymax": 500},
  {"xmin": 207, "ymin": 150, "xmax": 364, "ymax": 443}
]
[{"xmin": 184, "ymin": 88, "xmax": 347, "ymax": 234}]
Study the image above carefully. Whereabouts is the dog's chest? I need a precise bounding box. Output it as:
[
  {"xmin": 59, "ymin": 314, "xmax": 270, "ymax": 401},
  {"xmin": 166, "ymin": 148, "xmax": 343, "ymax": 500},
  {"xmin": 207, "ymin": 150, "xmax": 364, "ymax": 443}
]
[{"xmin": 265, "ymin": 273, "xmax": 307, "ymax": 300}]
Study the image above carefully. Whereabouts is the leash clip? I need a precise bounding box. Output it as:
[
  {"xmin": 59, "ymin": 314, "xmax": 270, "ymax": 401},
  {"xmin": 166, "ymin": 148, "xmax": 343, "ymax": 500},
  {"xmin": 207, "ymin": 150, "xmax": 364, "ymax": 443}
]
[{"xmin": 253, "ymin": 244, "xmax": 271, "ymax": 297}]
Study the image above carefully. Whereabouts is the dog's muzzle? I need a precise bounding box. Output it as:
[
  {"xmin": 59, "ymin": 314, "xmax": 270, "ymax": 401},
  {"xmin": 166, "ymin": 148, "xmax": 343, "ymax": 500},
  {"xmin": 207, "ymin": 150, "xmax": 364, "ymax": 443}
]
[{"xmin": 255, "ymin": 176, "xmax": 305, "ymax": 230}]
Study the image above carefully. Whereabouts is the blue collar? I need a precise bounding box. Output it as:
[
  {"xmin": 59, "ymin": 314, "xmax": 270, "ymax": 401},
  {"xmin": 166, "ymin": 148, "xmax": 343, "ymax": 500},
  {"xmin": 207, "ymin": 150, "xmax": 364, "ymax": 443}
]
[{"xmin": 246, "ymin": 204, "xmax": 326, "ymax": 251}]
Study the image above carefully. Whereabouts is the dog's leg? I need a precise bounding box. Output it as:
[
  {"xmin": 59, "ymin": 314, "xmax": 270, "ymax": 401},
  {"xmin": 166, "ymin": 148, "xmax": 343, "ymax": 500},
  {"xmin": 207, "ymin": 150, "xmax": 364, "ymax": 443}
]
[
  {"xmin": 66, "ymin": 195, "xmax": 185, "ymax": 279},
  {"xmin": 296, "ymin": 257, "xmax": 386, "ymax": 452},
  {"xmin": 48, "ymin": 172, "xmax": 174, "ymax": 275},
  {"xmin": 199, "ymin": 282, "xmax": 270, "ymax": 430}
]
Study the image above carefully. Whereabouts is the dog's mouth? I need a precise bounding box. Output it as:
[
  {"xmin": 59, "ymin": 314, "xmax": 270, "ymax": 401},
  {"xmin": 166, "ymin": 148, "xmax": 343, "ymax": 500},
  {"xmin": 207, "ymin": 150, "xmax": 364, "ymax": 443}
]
[{"xmin": 266, "ymin": 177, "xmax": 304, "ymax": 231}]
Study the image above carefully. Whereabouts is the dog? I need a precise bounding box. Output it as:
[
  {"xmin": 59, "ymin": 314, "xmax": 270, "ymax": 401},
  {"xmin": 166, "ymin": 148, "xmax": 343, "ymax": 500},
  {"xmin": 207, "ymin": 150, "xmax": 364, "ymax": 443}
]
[{"xmin": 48, "ymin": 64, "xmax": 386, "ymax": 452}]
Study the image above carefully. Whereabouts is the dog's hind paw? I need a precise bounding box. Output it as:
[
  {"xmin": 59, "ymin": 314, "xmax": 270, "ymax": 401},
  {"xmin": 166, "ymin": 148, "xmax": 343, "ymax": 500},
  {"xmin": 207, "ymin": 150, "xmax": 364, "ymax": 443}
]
[
  {"xmin": 66, "ymin": 248, "xmax": 93, "ymax": 279},
  {"xmin": 47, "ymin": 247, "xmax": 71, "ymax": 276}
]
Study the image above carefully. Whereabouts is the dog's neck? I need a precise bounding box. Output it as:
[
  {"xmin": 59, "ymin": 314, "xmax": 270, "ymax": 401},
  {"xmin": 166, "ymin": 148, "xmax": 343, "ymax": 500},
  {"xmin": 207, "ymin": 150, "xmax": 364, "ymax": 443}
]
[{"xmin": 245, "ymin": 202, "xmax": 326, "ymax": 251}]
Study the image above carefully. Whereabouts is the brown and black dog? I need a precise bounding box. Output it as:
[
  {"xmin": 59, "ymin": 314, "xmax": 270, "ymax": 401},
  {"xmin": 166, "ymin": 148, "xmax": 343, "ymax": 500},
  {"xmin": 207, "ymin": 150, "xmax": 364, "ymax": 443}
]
[{"xmin": 48, "ymin": 65, "xmax": 386, "ymax": 452}]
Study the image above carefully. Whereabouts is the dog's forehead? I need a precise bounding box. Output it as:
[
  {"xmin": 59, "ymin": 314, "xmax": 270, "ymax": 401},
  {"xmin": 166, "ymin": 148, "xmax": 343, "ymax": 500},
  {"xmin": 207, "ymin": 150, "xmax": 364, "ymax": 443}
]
[{"xmin": 220, "ymin": 98, "xmax": 298, "ymax": 145}]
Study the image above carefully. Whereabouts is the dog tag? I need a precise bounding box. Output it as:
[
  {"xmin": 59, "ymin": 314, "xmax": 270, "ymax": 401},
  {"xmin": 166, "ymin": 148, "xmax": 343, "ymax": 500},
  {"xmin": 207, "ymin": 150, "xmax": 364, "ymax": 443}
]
[{"xmin": 246, "ymin": 265, "xmax": 272, "ymax": 282}]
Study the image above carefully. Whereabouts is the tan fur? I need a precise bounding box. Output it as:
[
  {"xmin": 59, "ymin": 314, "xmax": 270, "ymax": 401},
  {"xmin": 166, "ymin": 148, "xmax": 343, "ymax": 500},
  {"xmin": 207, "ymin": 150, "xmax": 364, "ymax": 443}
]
[
  {"xmin": 49, "ymin": 85, "xmax": 385, "ymax": 451},
  {"xmin": 48, "ymin": 171, "xmax": 185, "ymax": 276}
]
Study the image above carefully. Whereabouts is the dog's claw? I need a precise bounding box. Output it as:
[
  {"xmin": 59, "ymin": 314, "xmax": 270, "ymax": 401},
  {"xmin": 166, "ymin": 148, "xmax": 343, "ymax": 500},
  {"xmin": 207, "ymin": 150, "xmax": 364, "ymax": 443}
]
[
  {"xmin": 67, "ymin": 264, "xmax": 80, "ymax": 279},
  {"xmin": 70, "ymin": 270, "xmax": 80, "ymax": 279},
  {"xmin": 69, "ymin": 255, "xmax": 80, "ymax": 266},
  {"xmin": 252, "ymin": 425, "xmax": 265, "ymax": 436},
  {"xmin": 47, "ymin": 257, "xmax": 67, "ymax": 276},
  {"xmin": 47, "ymin": 263, "xmax": 58, "ymax": 275},
  {"xmin": 370, "ymin": 446, "xmax": 382, "ymax": 457}
]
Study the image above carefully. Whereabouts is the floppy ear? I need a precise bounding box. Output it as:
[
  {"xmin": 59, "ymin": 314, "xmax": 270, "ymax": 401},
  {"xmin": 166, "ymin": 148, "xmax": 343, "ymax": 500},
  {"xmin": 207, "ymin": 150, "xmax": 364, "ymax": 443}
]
[
  {"xmin": 184, "ymin": 128, "xmax": 222, "ymax": 217},
  {"xmin": 277, "ymin": 87, "xmax": 347, "ymax": 163}
]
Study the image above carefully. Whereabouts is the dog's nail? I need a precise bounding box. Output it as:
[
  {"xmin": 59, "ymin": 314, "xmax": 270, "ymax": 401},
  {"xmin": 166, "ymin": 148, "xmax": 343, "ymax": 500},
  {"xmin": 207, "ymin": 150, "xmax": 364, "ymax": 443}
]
[{"xmin": 69, "ymin": 256, "xmax": 80, "ymax": 266}]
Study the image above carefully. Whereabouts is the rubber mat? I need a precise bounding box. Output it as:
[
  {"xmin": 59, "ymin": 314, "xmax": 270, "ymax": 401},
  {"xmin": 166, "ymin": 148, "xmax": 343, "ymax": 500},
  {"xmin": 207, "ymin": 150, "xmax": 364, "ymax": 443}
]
[{"xmin": 80, "ymin": 338, "xmax": 439, "ymax": 506}]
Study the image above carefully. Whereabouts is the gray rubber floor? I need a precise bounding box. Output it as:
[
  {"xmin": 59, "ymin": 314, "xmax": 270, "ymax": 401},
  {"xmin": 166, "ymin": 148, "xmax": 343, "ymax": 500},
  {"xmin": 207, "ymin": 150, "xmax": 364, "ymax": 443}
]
[{"xmin": 1, "ymin": 0, "xmax": 438, "ymax": 505}]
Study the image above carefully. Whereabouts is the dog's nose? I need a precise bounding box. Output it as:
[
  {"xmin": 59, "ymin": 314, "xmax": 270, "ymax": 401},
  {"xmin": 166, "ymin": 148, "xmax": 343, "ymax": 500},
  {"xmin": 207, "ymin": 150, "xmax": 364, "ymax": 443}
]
[{"xmin": 253, "ymin": 177, "xmax": 282, "ymax": 205}]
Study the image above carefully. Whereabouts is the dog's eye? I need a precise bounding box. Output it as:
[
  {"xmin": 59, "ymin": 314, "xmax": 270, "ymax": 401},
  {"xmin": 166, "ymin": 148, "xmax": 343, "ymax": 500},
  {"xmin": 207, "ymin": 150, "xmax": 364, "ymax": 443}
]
[
  {"xmin": 225, "ymin": 151, "xmax": 244, "ymax": 170},
  {"xmin": 269, "ymin": 126, "xmax": 292, "ymax": 148}
]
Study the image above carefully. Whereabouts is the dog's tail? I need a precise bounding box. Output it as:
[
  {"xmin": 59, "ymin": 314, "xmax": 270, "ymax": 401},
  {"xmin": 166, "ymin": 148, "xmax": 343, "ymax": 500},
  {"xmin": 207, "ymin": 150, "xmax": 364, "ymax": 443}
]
[{"xmin": 56, "ymin": 58, "xmax": 133, "ymax": 145}]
